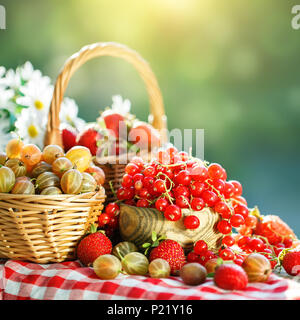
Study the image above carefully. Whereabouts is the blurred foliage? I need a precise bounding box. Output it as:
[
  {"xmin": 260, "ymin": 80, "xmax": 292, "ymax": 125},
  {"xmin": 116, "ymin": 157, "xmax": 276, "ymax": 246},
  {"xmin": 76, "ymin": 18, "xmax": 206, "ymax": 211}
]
[{"xmin": 0, "ymin": 0, "xmax": 300, "ymax": 234}]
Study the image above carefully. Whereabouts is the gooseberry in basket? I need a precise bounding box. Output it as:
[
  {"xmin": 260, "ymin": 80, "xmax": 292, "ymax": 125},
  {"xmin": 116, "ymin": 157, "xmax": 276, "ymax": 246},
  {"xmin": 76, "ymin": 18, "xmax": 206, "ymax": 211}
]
[
  {"xmin": 42, "ymin": 144, "xmax": 64, "ymax": 164},
  {"xmin": 60, "ymin": 169, "xmax": 83, "ymax": 194},
  {"xmin": 77, "ymin": 226, "xmax": 112, "ymax": 266},
  {"xmin": 180, "ymin": 263, "xmax": 207, "ymax": 286},
  {"xmin": 80, "ymin": 172, "xmax": 97, "ymax": 193},
  {"xmin": 93, "ymin": 254, "xmax": 122, "ymax": 280},
  {"xmin": 85, "ymin": 166, "xmax": 105, "ymax": 186},
  {"xmin": 36, "ymin": 172, "xmax": 60, "ymax": 191},
  {"xmin": 20, "ymin": 144, "xmax": 42, "ymax": 167},
  {"xmin": 5, "ymin": 158, "xmax": 27, "ymax": 178},
  {"xmin": 40, "ymin": 186, "xmax": 63, "ymax": 195},
  {"xmin": 6, "ymin": 138, "xmax": 24, "ymax": 159},
  {"xmin": 112, "ymin": 241, "xmax": 138, "ymax": 260},
  {"xmin": 52, "ymin": 157, "xmax": 73, "ymax": 178},
  {"xmin": 0, "ymin": 166, "xmax": 15, "ymax": 193},
  {"xmin": 65, "ymin": 146, "xmax": 92, "ymax": 172},
  {"xmin": 128, "ymin": 121, "xmax": 160, "ymax": 151},
  {"xmin": 11, "ymin": 177, "xmax": 35, "ymax": 195},
  {"xmin": 148, "ymin": 258, "xmax": 171, "ymax": 279},
  {"xmin": 31, "ymin": 161, "xmax": 52, "ymax": 178},
  {"xmin": 241, "ymin": 253, "xmax": 272, "ymax": 282},
  {"xmin": 0, "ymin": 152, "xmax": 7, "ymax": 166},
  {"xmin": 121, "ymin": 252, "xmax": 149, "ymax": 276}
]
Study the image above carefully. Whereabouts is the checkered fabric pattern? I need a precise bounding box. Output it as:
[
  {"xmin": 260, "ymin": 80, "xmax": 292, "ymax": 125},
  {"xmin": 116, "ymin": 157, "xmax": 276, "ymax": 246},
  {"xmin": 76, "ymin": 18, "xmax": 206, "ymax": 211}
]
[{"xmin": 0, "ymin": 260, "xmax": 299, "ymax": 300}]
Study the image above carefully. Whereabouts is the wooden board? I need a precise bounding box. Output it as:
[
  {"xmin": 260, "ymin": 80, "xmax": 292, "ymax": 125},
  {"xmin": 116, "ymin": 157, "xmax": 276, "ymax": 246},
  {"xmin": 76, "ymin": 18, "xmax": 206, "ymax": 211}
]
[{"xmin": 119, "ymin": 204, "xmax": 223, "ymax": 252}]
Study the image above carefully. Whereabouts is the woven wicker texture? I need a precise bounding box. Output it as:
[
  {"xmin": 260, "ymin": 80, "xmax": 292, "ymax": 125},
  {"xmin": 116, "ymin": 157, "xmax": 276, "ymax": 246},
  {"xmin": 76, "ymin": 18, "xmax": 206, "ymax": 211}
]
[{"xmin": 0, "ymin": 188, "xmax": 106, "ymax": 263}]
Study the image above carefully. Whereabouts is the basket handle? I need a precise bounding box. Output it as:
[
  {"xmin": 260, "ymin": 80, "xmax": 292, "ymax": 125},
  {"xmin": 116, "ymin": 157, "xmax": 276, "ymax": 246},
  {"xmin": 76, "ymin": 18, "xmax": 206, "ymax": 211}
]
[{"xmin": 44, "ymin": 42, "xmax": 167, "ymax": 147}]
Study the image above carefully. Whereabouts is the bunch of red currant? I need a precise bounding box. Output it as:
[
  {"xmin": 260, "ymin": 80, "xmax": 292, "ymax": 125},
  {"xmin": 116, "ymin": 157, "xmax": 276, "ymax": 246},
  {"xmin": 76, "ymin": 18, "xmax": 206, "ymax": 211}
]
[
  {"xmin": 115, "ymin": 146, "xmax": 248, "ymax": 231},
  {"xmin": 98, "ymin": 202, "xmax": 120, "ymax": 238}
]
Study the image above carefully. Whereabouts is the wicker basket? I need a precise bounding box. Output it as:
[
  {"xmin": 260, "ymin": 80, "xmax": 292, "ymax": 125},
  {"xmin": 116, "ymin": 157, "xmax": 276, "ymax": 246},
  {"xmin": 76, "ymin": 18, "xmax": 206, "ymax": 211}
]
[
  {"xmin": 0, "ymin": 190, "xmax": 105, "ymax": 263},
  {"xmin": 44, "ymin": 42, "xmax": 167, "ymax": 203}
]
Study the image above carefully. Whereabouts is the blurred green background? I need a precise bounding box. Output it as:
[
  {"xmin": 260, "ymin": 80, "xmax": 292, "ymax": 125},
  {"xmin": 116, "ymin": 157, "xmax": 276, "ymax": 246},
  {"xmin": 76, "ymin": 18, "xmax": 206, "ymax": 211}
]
[{"xmin": 1, "ymin": 0, "xmax": 300, "ymax": 235}]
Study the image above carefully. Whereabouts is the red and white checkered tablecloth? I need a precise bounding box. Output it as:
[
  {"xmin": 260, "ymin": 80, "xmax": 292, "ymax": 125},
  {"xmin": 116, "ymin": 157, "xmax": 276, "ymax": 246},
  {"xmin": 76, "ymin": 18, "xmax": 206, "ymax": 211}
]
[{"xmin": 0, "ymin": 260, "xmax": 299, "ymax": 300}]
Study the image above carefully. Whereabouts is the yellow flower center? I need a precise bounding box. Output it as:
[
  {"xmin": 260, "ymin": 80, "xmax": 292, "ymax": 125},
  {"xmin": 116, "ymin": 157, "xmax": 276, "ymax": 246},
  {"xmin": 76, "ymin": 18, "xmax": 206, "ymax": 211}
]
[
  {"xmin": 34, "ymin": 100, "xmax": 44, "ymax": 110},
  {"xmin": 28, "ymin": 125, "xmax": 39, "ymax": 138}
]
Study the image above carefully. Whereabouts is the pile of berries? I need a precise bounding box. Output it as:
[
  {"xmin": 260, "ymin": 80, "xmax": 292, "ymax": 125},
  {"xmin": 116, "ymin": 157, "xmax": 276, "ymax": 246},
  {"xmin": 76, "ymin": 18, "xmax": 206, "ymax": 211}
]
[
  {"xmin": 116, "ymin": 146, "xmax": 248, "ymax": 232},
  {"xmin": 0, "ymin": 138, "xmax": 105, "ymax": 195},
  {"xmin": 114, "ymin": 146, "xmax": 298, "ymax": 271}
]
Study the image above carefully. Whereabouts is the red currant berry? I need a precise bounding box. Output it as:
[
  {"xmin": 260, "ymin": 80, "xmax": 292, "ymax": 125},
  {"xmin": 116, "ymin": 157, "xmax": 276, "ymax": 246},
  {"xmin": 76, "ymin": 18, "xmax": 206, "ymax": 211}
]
[
  {"xmin": 230, "ymin": 214, "xmax": 245, "ymax": 228},
  {"xmin": 222, "ymin": 235, "xmax": 235, "ymax": 247},
  {"xmin": 184, "ymin": 215, "xmax": 200, "ymax": 229},
  {"xmin": 143, "ymin": 176, "xmax": 155, "ymax": 188},
  {"xmin": 232, "ymin": 196, "xmax": 248, "ymax": 207},
  {"xmin": 125, "ymin": 163, "xmax": 140, "ymax": 175},
  {"xmin": 105, "ymin": 203, "xmax": 120, "ymax": 218},
  {"xmin": 211, "ymin": 179, "xmax": 225, "ymax": 193},
  {"xmin": 194, "ymin": 240, "xmax": 208, "ymax": 255},
  {"xmin": 143, "ymin": 166, "xmax": 156, "ymax": 177},
  {"xmin": 134, "ymin": 180, "xmax": 143, "ymax": 191},
  {"xmin": 190, "ymin": 181, "xmax": 205, "ymax": 197},
  {"xmin": 187, "ymin": 251, "xmax": 199, "ymax": 263},
  {"xmin": 223, "ymin": 182, "xmax": 235, "ymax": 199},
  {"xmin": 175, "ymin": 196, "xmax": 190, "ymax": 209},
  {"xmin": 175, "ymin": 170, "xmax": 191, "ymax": 186},
  {"xmin": 217, "ymin": 220, "xmax": 232, "ymax": 234},
  {"xmin": 98, "ymin": 213, "xmax": 110, "ymax": 227},
  {"xmin": 164, "ymin": 205, "xmax": 182, "ymax": 221},
  {"xmin": 155, "ymin": 198, "xmax": 169, "ymax": 212},
  {"xmin": 130, "ymin": 156, "xmax": 144, "ymax": 169},
  {"xmin": 138, "ymin": 188, "xmax": 151, "ymax": 199},
  {"xmin": 219, "ymin": 248, "xmax": 235, "ymax": 261},
  {"xmin": 234, "ymin": 204, "xmax": 249, "ymax": 219},
  {"xmin": 153, "ymin": 179, "xmax": 166, "ymax": 193},
  {"xmin": 191, "ymin": 197, "xmax": 205, "ymax": 211},
  {"xmin": 174, "ymin": 185, "xmax": 190, "ymax": 198},
  {"xmin": 136, "ymin": 199, "xmax": 149, "ymax": 208},
  {"xmin": 203, "ymin": 250, "xmax": 218, "ymax": 265},
  {"xmin": 237, "ymin": 236, "xmax": 250, "ymax": 249},
  {"xmin": 201, "ymin": 190, "xmax": 218, "ymax": 207},
  {"xmin": 234, "ymin": 258, "xmax": 244, "ymax": 266},
  {"xmin": 132, "ymin": 173, "xmax": 144, "ymax": 183},
  {"xmin": 248, "ymin": 238, "xmax": 265, "ymax": 252},
  {"xmin": 214, "ymin": 201, "xmax": 231, "ymax": 218},
  {"xmin": 189, "ymin": 165, "xmax": 209, "ymax": 182},
  {"xmin": 230, "ymin": 180, "xmax": 243, "ymax": 197},
  {"xmin": 122, "ymin": 174, "xmax": 134, "ymax": 188},
  {"xmin": 208, "ymin": 163, "xmax": 224, "ymax": 180},
  {"xmin": 245, "ymin": 215, "xmax": 257, "ymax": 228}
]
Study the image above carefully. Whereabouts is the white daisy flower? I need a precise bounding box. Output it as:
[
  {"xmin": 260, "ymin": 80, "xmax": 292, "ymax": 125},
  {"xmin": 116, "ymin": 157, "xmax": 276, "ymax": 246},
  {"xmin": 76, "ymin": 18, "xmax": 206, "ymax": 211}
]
[
  {"xmin": 0, "ymin": 87, "xmax": 15, "ymax": 113},
  {"xmin": 0, "ymin": 67, "xmax": 5, "ymax": 80},
  {"xmin": 16, "ymin": 77, "xmax": 53, "ymax": 119},
  {"xmin": 60, "ymin": 97, "xmax": 86, "ymax": 131},
  {"xmin": 111, "ymin": 95, "xmax": 131, "ymax": 115},
  {"xmin": 0, "ymin": 68, "xmax": 21, "ymax": 91},
  {"xmin": 0, "ymin": 110, "xmax": 13, "ymax": 152},
  {"xmin": 15, "ymin": 108, "xmax": 45, "ymax": 149},
  {"xmin": 18, "ymin": 61, "xmax": 43, "ymax": 83}
]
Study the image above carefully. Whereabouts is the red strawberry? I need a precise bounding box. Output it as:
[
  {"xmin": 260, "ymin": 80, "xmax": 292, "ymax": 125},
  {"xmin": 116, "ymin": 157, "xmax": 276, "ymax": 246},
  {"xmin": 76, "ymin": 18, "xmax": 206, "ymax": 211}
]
[
  {"xmin": 77, "ymin": 126, "xmax": 103, "ymax": 156},
  {"xmin": 101, "ymin": 110, "xmax": 126, "ymax": 139},
  {"xmin": 254, "ymin": 215, "xmax": 296, "ymax": 245},
  {"xmin": 61, "ymin": 125, "xmax": 77, "ymax": 152},
  {"xmin": 128, "ymin": 121, "xmax": 161, "ymax": 151},
  {"xmin": 76, "ymin": 226, "xmax": 112, "ymax": 266},
  {"xmin": 282, "ymin": 251, "xmax": 300, "ymax": 276},
  {"xmin": 149, "ymin": 239, "xmax": 186, "ymax": 275},
  {"xmin": 214, "ymin": 264, "xmax": 248, "ymax": 290}
]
